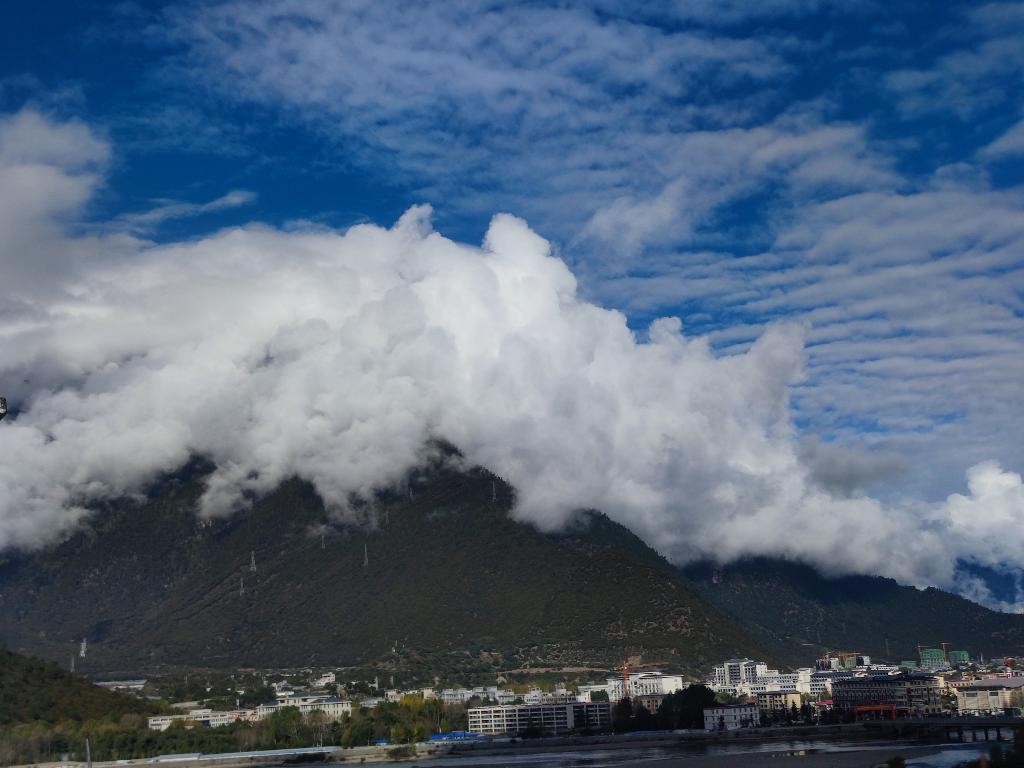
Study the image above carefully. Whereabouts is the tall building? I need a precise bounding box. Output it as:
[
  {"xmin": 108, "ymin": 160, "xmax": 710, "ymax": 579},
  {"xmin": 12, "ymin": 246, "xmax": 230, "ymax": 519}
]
[
  {"xmin": 832, "ymin": 674, "xmax": 941, "ymax": 717},
  {"xmin": 919, "ymin": 648, "xmax": 947, "ymax": 669},
  {"xmin": 711, "ymin": 659, "xmax": 771, "ymax": 687},
  {"xmin": 948, "ymin": 650, "xmax": 971, "ymax": 665}
]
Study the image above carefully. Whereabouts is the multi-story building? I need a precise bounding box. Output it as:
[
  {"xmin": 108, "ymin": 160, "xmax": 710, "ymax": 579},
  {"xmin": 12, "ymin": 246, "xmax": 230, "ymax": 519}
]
[
  {"xmin": 919, "ymin": 649, "xmax": 948, "ymax": 670},
  {"xmin": 955, "ymin": 679, "xmax": 1024, "ymax": 715},
  {"xmin": 467, "ymin": 702, "xmax": 611, "ymax": 736},
  {"xmin": 757, "ymin": 692, "xmax": 802, "ymax": 719},
  {"xmin": 711, "ymin": 659, "xmax": 770, "ymax": 688},
  {"xmin": 255, "ymin": 692, "xmax": 353, "ymax": 721},
  {"xmin": 832, "ymin": 674, "xmax": 941, "ymax": 717},
  {"xmin": 578, "ymin": 672, "xmax": 686, "ymax": 702},
  {"xmin": 703, "ymin": 704, "xmax": 759, "ymax": 731},
  {"xmin": 948, "ymin": 651, "xmax": 971, "ymax": 666},
  {"xmin": 440, "ymin": 686, "xmax": 516, "ymax": 705},
  {"xmin": 816, "ymin": 652, "xmax": 870, "ymax": 671},
  {"xmin": 148, "ymin": 709, "xmax": 247, "ymax": 731},
  {"xmin": 809, "ymin": 670, "xmax": 853, "ymax": 699}
]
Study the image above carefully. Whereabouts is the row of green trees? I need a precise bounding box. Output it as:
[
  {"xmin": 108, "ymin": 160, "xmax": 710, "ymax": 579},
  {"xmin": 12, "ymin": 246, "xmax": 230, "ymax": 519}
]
[
  {"xmin": 610, "ymin": 684, "xmax": 718, "ymax": 733},
  {"xmin": 0, "ymin": 699, "xmax": 468, "ymax": 767}
]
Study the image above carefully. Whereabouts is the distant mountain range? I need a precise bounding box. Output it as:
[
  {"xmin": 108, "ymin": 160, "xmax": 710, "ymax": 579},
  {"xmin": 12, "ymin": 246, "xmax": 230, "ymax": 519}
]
[
  {"xmin": 3, "ymin": 452, "xmax": 1023, "ymax": 679},
  {"xmin": 683, "ymin": 558, "xmax": 1024, "ymax": 667}
]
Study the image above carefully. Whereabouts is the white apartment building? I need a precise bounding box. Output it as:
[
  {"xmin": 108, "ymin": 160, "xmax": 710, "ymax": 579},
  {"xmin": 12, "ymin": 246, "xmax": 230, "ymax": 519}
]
[
  {"xmin": 148, "ymin": 709, "xmax": 246, "ymax": 731},
  {"xmin": 256, "ymin": 693, "xmax": 352, "ymax": 721},
  {"xmin": 703, "ymin": 703, "xmax": 759, "ymax": 731},
  {"xmin": 468, "ymin": 702, "xmax": 611, "ymax": 736},
  {"xmin": 711, "ymin": 659, "xmax": 770, "ymax": 688},
  {"xmin": 440, "ymin": 686, "xmax": 516, "ymax": 705},
  {"xmin": 711, "ymin": 667, "xmax": 814, "ymax": 697},
  {"xmin": 578, "ymin": 672, "xmax": 687, "ymax": 702}
]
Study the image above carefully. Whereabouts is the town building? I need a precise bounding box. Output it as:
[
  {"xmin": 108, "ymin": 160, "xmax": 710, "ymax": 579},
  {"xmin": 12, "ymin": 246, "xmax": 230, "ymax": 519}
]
[
  {"xmin": 467, "ymin": 702, "xmax": 611, "ymax": 736},
  {"xmin": 954, "ymin": 679, "xmax": 1024, "ymax": 715},
  {"xmin": 809, "ymin": 670, "xmax": 852, "ymax": 698},
  {"xmin": 440, "ymin": 686, "xmax": 516, "ymax": 705},
  {"xmin": 254, "ymin": 692, "xmax": 353, "ymax": 721},
  {"xmin": 948, "ymin": 651, "xmax": 971, "ymax": 666},
  {"xmin": 703, "ymin": 703, "xmax": 759, "ymax": 731},
  {"xmin": 711, "ymin": 659, "xmax": 770, "ymax": 687},
  {"xmin": 148, "ymin": 709, "xmax": 246, "ymax": 731},
  {"xmin": 577, "ymin": 671, "xmax": 686, "ymax": 702},
  {"xmin": 757, "ymin": 692, "xmax": 803, "ymax": 719},
  {"xmin": 816, "ymin": 652, "xmax": 870, "ymax": 671},
  {"xmin": 918, "ymin": 648, "xmax": 948, "ymax": 670},
  {"xmin": 831, "ymin": 674, "xmax": 941, "ymax": 717}
]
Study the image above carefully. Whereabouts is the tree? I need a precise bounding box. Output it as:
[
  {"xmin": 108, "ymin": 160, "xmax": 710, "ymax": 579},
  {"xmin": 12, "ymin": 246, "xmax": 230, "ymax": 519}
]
[
  {"xmin": 612, "ymin": 698, "xmax": 633, "ymax": 733},
  {"xmin": 590, "ymin": 690, "xmax": 609, "ymax": 702}
]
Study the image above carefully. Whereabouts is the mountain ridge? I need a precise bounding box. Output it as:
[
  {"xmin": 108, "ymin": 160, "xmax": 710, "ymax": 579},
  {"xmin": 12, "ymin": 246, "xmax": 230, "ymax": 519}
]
[
  {"xmin": 0, "ymin": 454, "xmax": 763, "ymax": 678},
  {"xmin": 683, "ymin": 557, "xmax": 1024, "ymax": 667}
]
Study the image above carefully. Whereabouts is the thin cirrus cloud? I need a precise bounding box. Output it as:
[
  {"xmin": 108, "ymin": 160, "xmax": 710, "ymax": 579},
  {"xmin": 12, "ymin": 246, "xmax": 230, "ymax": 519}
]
[{"xmin": 1, "ymin": 107, "xmax": 1023, "ymax": 613}]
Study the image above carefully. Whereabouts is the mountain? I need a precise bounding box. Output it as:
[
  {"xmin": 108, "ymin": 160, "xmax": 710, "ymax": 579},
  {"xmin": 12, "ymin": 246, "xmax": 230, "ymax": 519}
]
[
  {"xmin": 0, "ymin": 453, "xmax": 762, "ymax": 679},
  {"xmin": 683, "ymin": 558, "xmax": 1024, "ymax": 667},
  {"xmin": 0, "ymin": 647, "xmax": 155, "ymax": 726}
]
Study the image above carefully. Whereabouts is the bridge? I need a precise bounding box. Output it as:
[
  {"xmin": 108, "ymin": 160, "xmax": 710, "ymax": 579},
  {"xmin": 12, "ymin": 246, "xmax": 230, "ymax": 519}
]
[{"xmin": 862, "ymin": 717, "xmax": 1021, "ymax": 742}]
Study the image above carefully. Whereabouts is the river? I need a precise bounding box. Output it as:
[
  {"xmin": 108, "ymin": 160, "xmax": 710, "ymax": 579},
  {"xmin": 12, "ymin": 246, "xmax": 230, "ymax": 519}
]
[{"xmin": 379, "ymin": 735, "xmax": 1011, "ymax": 768}]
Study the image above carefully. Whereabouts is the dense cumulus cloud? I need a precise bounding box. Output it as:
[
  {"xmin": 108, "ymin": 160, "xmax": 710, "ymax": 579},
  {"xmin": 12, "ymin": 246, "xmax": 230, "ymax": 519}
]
[
  {"xmin": 2, "ymin": 110, "xmax": 1023, "ymax": 603},
  {"xmin": 158, "ymin": 0, "xmax": 1024, "ymax": 517}
]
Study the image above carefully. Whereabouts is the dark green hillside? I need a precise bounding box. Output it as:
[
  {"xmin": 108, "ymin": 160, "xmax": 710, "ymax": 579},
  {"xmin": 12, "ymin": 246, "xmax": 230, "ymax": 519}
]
[
  {"xmin": 0, "ymin": 454, "xmax": 763, "ymax": 677},
  {"xmin": 0, "ymin": 648, "xmax": 155, "ymax": 726},
  {"xmin": 684, "ymin": 558, "xmax": 1024, "ymax": 667}
]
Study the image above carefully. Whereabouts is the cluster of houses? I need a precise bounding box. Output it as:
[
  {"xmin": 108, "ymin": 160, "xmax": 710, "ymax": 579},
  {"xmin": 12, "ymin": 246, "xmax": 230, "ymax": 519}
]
[{"xmin": 145, "ymin": 653, "xmax": 1024, "ymax": 736}]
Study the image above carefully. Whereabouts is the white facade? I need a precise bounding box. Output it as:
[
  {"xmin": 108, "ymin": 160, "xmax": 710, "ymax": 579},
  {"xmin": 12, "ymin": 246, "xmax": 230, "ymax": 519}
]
[
  {"xmin": 440, "ymin": 686, "xmax": 516, "ymax": 705},
  {"xmin": 148, "ymin": 709, "xmax": 247, "ymax": 731},
  {"xmin": 579, "ymin": 672, "xmax": 687, "ymax": 702},
  {"xmin": 711, "ymin": 659, "xmax": 771, "ymax": 688},
  {"xmin": 256, "ymin": 694, "xmax": 352, "ymax": 721},
  {"xmin": 703, "ymin": 704, "xmax": 759, "ymax": 731},
  {"xmin": 468, "ymin": 702, "xmax": 611, "ymax": 736}
]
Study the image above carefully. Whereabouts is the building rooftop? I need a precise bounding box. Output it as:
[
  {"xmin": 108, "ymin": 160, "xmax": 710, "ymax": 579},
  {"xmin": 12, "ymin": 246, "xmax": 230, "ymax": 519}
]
[{"xmin": 958, "ymin": 678, "xmax": 1024, "ymax": 690}]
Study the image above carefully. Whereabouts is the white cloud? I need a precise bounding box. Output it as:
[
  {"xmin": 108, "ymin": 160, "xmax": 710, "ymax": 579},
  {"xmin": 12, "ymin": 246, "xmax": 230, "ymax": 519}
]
[
  {"xmin": 112, "ymin": 189, "xmax": 257, "ymax": 234},
  {"xmin": 2, "ymin": 109, "xmax": 1023, "ymax": 604},
  {"xmin": 981, "ymin": 117, "xmax": 1024, "ymax": 158}
]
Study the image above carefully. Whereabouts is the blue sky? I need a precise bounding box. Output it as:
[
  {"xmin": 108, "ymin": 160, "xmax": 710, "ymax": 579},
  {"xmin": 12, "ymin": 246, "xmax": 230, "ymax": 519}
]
[{"xmin": 2, "ymin": 1, "xmax": 1024, "ymax": 604}]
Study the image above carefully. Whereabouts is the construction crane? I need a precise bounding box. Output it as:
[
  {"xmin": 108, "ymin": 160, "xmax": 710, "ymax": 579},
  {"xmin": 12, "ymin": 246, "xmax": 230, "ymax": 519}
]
[{"xmin": 619, "ymin": 660, "xmax": 630, "ymax": 701}]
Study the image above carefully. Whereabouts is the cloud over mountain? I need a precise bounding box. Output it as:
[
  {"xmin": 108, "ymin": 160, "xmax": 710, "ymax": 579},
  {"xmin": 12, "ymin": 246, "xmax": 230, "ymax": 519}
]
[{"xmin": 2, "ymin": 109, "xmax": 1022, "ymax": 604}]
